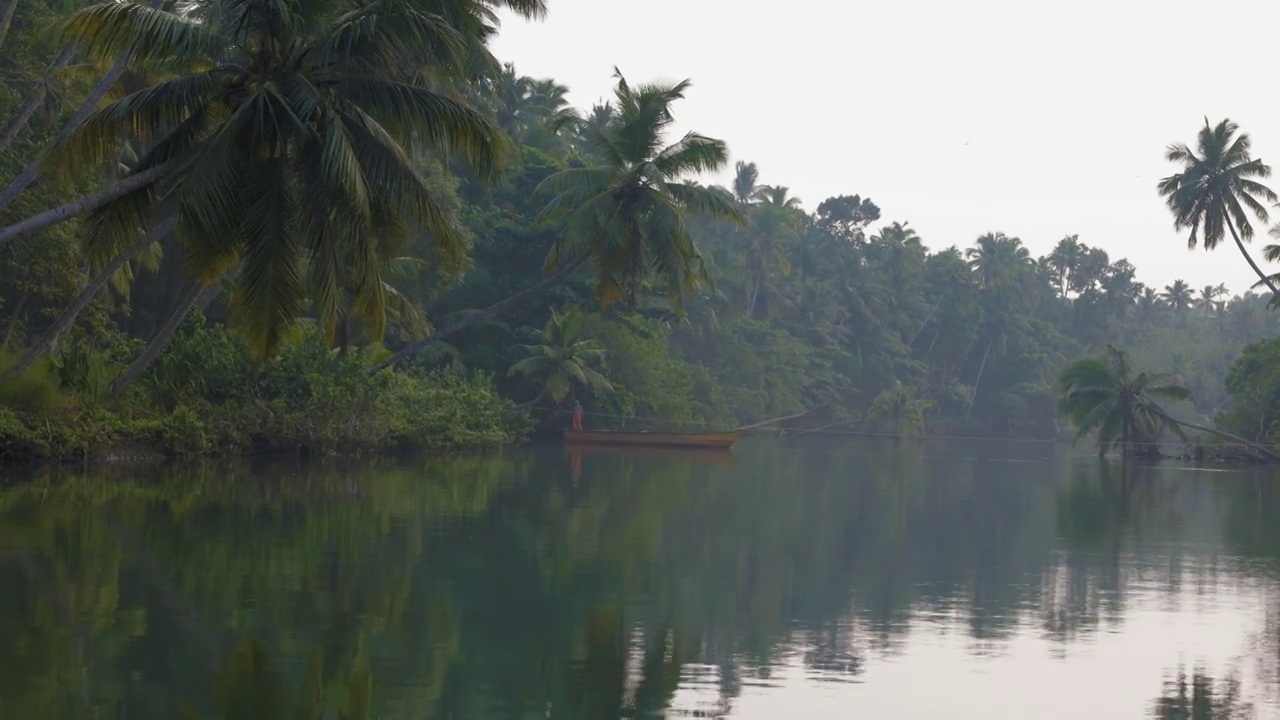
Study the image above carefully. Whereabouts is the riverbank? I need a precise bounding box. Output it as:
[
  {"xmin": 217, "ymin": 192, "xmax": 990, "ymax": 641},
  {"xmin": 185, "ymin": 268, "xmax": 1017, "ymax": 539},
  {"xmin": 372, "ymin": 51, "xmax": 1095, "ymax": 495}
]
[
  {"xmin": 0, "ymin": 326, "xmax": 531, "ymax": 464},
  {"xmin": 0, "ymin": 397, "xmax": 529, "ymax": 464}
]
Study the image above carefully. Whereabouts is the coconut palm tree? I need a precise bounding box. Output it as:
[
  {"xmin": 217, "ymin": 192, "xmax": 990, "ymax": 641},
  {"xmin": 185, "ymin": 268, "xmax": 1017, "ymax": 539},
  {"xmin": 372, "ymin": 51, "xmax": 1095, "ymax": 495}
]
[
  {"xmin": 730, "ymin": 161, "xmax": 759, "ymax": 206},
  {"xmin": 1057, "ymin": 344, "xmax": 1190, "ymax": 457},
  {"xmin": 744, "ymin": 184, "xmax": 800, "ymax": 318},
  {"xmin": 1196, "ymin": 283, "xmax": 1228, "ymax": 316},
  {"xmin": 508, "ymin": 308, "xmax": 613, "ymax": 407},
  {"xmin": 535, "ymin": 70, "xmax": 743, "ymax": 308},
  {"xmin": 1048, "ymin": 234, "xmax": 1085, "ymax": 298},
  {"xmin": 8, "ymin": 0, "xmax": 542, "ymax": 359},
  {"xmin": 1158, "ymin": 118, "xmax": 1279, "ymax": 295},
  {"xmin": 1161, "ymin": 280, "xmax": 1194, "ymax": 321},
  {"xmin": 1137, "ymin": 287, "xmax": 1163, "ymax": 324},
  {"xmin": 965, "ymin": 232, "xmax": 1031, "ymax": 298}
]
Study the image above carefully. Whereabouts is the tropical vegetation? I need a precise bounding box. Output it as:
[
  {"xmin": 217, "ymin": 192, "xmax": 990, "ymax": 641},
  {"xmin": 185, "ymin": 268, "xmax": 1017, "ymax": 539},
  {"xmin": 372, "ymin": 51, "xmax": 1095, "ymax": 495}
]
[
  {"xmin": 5, "ymin": 1, "xmax": 1280, "ymax": 459},
  {"xmin": 1057, "ymin": 345, "xmax": 1190, "ymax": 458}
]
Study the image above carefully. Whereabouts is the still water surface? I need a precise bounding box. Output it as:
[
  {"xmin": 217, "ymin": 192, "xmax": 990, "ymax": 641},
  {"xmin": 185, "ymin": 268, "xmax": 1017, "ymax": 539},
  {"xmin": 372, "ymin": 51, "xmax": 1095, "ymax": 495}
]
[{"xmin": 4, "ymin": 438, "xmax": 1280, "ymax": 718}]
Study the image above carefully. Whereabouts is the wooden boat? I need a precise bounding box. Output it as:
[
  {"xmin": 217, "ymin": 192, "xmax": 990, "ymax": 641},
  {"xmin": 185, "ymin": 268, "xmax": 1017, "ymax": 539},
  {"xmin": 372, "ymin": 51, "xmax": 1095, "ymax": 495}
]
[
  {"xmin": 563, "ymin": 429, "xmax": 740, "ymax": 449},
  {"xmin": 564, "ymin": 444, "xmax": 740, "ymax": 466}
]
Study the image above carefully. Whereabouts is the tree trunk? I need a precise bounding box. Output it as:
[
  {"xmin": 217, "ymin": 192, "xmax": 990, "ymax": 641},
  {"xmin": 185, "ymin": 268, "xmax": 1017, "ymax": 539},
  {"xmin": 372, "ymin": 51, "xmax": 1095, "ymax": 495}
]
[
  {"xmin": 1152, "ymin": 407, "xmax": 1280, "ymax": 461},
  {"xmin": 1224, "ymin": 216, "xmax": 1280, "ymax": 296},
  {"xmin": 0, "ymin": 162, "xmax": 171, "ymax": 247},
  {"xmin": 0, "ymin": 57, "xmax": 133, "ymax": 215},
  {"xmin": 966, "ymin": 339, "xmax": 993, "ymax": 417},
  {"xmin": 0, "ymin": 0, "xmax": 19, "ymax": 53},
  {"xmin": 110, "ymin": 279, "xmax": 223, "ymax": 392},
  {"xmin": 0, "ymin": 46, "xmax": 75, "ymax": 158},
  {"xmin": 371, "ymin": 254, "xmax": 588, "ymax": 374},
  {"xmin": 909, "ymin": 303, "xmax": 939, "ymax": 346},
  {"xmin": 746, "ymin": 265, "xmax": 763, "ymax": 319},
  {"xmin": 5, "ymin": 224, "xmax": 168, "ymax": 377},
  {"xmin": 1, "ymin": 285, "xmax": 30, "ymax": 348},
  {"xmin": 0, "ymin": 0, "xmax": 163, "ymax": 213}
]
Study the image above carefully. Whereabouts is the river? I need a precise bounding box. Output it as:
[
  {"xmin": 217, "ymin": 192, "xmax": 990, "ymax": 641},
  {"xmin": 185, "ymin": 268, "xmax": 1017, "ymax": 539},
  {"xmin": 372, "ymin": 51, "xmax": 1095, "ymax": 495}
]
[{"xmin": 2, "ymin": 437, "xmax": 1280, "ymax": 718}]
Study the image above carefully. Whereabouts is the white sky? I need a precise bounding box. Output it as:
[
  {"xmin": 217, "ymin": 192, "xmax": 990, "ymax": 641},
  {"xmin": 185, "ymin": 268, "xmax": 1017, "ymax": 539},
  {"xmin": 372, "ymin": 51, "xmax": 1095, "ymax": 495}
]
[{"xmin": 490, "ymin": 0, "xmax": 1280, "ymax": 295}]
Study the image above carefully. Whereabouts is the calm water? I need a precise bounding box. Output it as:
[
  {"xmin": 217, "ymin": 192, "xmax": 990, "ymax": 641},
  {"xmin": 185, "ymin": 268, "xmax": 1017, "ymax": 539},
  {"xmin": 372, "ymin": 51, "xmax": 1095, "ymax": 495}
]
[{"xmin": 4, "ymin": 438, "xmax": 1280, "ymax": 718}]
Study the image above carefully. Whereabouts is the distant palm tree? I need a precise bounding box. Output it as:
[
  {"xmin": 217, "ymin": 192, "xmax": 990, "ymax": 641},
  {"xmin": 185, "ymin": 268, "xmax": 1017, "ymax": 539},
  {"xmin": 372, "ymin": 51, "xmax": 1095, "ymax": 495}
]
[
  {"xmin": 744, "ymin": 184, "xmax": 801, "ymax": 318},
  {"xmin": 1137, "ymin": 287, "xmax": 1163, "ymax": 323},
  {"xmin": 1196, "ymin": 283, "xmax": 1228, "ymax": 316},
  {"xmin": 536, "ymin": 70, "xmax": 743, "ymax": 307},
  {"xmin": 731, "ymin": 161, "xmax": 760, "ymax": 206},
  {"xmin": 966, "ymin": 232, "xmax": 1031, "ymax": 297},
  {"xmin": 1057, "ymin": 345, "xmax": 1190, "ymax": 457},
  {"xmin": 1158, "ymin": 118, "xmax": 1279, "ymax": 295},
  {"xmin": 508, "ymin": 308, "xmax": 614, "ymax": 407},
  {"xmin": 1048, "ymin": 234, "xmax": 1085, "ymax": 298},
  {"xmin": 1161, "ymin": 280, "xmax": 1194, "ymax": 320},
  {"xmin": 965, "ymin": 232, "xmax": 1032, "ymax": 414}
]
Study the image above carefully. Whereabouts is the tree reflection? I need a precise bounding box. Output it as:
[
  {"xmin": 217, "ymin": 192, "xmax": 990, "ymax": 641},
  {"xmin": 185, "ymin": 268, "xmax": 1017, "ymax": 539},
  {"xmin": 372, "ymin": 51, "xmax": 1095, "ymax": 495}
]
[
  {"xmin": 1151, "ymin": 666, "xmax": 1253, "ymax": 719},
  {"xmin": 1, "ymin": 443, "xmax": 1280, "ymax": 717}
]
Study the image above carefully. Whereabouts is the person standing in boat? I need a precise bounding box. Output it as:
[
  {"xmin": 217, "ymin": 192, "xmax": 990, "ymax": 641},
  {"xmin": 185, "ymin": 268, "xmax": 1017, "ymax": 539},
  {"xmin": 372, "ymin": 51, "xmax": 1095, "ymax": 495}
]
[{"xmin": 572, "ymin": 400, "xmax": 584, "ymax": 431}]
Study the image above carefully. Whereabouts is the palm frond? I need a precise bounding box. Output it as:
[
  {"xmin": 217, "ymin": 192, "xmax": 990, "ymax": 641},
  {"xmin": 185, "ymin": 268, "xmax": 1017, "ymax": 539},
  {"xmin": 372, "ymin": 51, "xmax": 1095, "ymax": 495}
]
[
  {"xmin": 229, "ymin": 155, "xmax": 301, "ymax": 359},
  {"xmin": 332, "ymin": 77, "xmax": 504, "ymax": 178},
  {"xmin": 59, "ymin": 0, "xmax": 220, "ymax": 66}
]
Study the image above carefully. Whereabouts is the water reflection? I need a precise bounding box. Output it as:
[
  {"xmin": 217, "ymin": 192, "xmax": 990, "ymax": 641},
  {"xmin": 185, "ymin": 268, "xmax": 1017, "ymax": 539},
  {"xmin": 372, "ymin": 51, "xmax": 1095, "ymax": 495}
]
[{"xmin": 1, "ymin": 440, "xmax": 1280, "ymax": 718}]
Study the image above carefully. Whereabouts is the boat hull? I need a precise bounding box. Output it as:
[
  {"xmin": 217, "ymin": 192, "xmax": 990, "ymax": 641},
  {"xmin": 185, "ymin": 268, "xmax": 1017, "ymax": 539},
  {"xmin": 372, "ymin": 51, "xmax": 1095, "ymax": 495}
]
[{"xmin": 563, "ymin": 429, "xmax": 739, "ymax": 449}]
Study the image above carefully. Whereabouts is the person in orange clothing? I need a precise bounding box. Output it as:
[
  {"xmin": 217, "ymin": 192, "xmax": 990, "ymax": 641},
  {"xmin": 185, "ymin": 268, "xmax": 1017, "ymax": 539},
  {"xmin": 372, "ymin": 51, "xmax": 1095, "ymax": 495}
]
[{"xmin": 572, "ymin": 400, "xmax": 584, "ymax": 430}]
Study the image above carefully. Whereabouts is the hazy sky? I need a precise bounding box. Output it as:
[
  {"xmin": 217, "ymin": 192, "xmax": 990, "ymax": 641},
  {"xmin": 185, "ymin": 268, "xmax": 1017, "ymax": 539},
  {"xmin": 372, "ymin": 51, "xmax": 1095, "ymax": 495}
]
[{"xmin": 490, "ymin": 0, "xmax": 1280, "ymax": 294}]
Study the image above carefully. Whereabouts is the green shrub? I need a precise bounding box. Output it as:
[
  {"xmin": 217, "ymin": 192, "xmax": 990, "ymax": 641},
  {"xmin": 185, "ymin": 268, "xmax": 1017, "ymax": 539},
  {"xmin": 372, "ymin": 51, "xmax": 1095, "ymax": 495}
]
[
  {"xmin": 0, "ymin": 352, "xmax": 64, "ymax": 413},
  {"xmin": 144, "ymin": 312, "xmax": 256, "ymax": 408},
  {"xmin": 51, "ymin": 339, "xmax": 118, "ymax": 403},
  {"xmin": 383, "ymin": 370, "xmax": 528, "ymax": 451}
]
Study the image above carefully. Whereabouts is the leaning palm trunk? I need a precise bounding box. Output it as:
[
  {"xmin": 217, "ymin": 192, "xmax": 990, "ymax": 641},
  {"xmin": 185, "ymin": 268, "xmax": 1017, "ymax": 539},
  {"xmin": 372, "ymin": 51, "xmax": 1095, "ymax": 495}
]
[
  {"xmin": 5, "ymin": 219, "xmax": 171, "ymax": 377},
  {"xmin": 110, "ymin": 276, "xmax": 226, "ymax": 392},
  {"xmin": 1, "ymin": 271, "xmax": 30, "ymax": 348},
  {"xmin": 371, "ymin": 254, "xmax": 588, "ymax": 373},
  {"xmin": 0, "ymin": 0, "xmax": 162, "ymax": 214},
  {"xmin": 0, "ymin": 162, "xmax": 171, "ymax": 247},
  {"xmin": 0, "ymin": 46, "xmax": 75, "ymax": 157},
  {"xmin": 1225, "ymin": 217, "xmax": 1280, "ymax": 296},
  {"xmin": 0, "ymin": 0, "xmax": 18, "ymax": 52},
  {"xmin": 966, "ymin": 339, "xmax": 993, "ymax": 416},
  {"xmin": 746, "ymin": 265, "xmax": 763, "ymax": 319},
  {"xmin": 1150, "ymin": 407, "xmax": 1280, "ymax": 461},
  {"xmin": 0, "ymin": 59, "xmax": 130, "ymax": 214}
]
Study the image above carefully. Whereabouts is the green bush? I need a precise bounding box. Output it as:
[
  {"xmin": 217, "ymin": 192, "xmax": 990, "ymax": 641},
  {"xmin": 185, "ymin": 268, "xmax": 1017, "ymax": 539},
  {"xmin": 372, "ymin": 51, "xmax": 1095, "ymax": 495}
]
[
  {"xmin": 3, "ymin": 320, "xmax": 528, "ymax": 461},
  {"xmin": 383, "ymin": 370, "xmax": 528, "ymax": 451},
  {"xmin": 0, "ymin": 352, "xmax": 63, "ymax": 414}
]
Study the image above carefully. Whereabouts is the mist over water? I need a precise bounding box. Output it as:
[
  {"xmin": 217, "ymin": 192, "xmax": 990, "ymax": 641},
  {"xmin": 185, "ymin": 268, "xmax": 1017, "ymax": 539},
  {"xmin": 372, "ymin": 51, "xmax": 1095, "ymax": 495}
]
[{"xmin": 3, "ymin": 438, "xmax": 1280, "ymax": 718}]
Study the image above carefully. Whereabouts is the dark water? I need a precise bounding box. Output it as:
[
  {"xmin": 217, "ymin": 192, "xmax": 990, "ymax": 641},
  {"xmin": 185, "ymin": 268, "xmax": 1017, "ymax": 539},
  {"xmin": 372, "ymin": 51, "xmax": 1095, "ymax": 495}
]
[{"xmin": 4, "ymin": 438, "xmax": 1280, "ymax": 719}]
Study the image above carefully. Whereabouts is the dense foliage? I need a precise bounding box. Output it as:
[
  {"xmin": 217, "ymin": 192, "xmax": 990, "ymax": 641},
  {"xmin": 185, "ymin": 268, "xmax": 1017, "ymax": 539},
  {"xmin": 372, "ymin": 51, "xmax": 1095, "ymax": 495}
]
[{"xmin": 3, "ymin": 0, "xmax": 1280, "ymax": 459}]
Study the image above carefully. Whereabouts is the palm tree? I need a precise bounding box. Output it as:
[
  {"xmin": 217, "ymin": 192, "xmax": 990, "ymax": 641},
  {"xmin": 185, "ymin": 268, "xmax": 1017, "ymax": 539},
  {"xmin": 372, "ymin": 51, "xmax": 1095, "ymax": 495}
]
[
  {"xmin": 1048, "ymin": 234, "xmax": 1085, "ymax": 298},
  {"xmin": 966, "ymin": 232, "xmax": 1031, "ymax": 298},
  {"xmin": 1158, "ymin": 118, "xmax": 1279, "ymax": 295},
  {"xmin": 1161, "ymin": 280, "xmax": 1194, "ymax": 321},
  {"xmin": 864, "ymin": 382, "xmax": 932, "ymax": 436},
  {"xmin": 1196, "ymin": 283, "xmax": 1228, "ymax": 316},
  {"xmin": 744, "ymin": 184, "xmax": 800, "ymax": 318},
  {"xmin": 1057, "ymin": 345, "xmax": 1190, "ymax": 457},
  {"xmin": 12, "ymin": 0, "xmax": 541, "ymax": 359},
  {"xmin": 1137, "ymin": 287, "xmax": 1163, "ymax": 324},
  {"xmin": 508, "ymin": 308, "xmax": 614, "ymax": 407},
  {"xmin": 965, "ymin": 232, "xmax": 1032, "ymax": 413},
  {"xmin": 730, "ymin": 161, "xmax": 759, "ymax": 206},
  {"xmin": 535, "ymin": 70, "xmax": 743, "ymax": 307}
]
